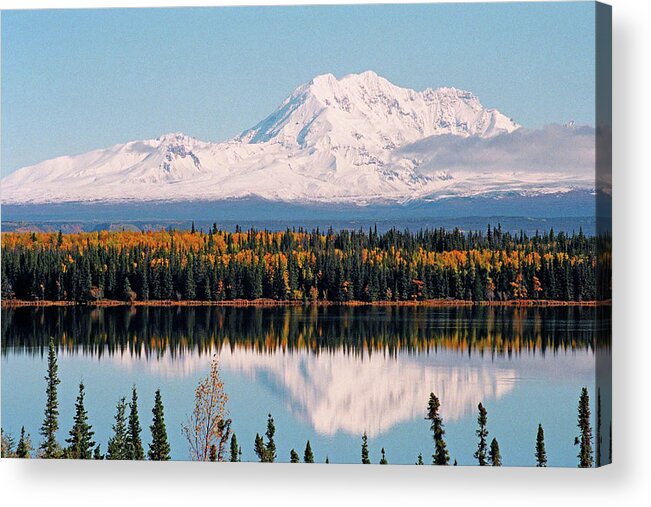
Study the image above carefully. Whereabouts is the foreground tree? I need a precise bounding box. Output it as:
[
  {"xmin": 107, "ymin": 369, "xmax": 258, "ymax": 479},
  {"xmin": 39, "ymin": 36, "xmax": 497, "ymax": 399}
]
[
  {"xmin": 93, "ymin": 444, "xmax": 104, "ymax": 460},
  {"xmin": 535, "ymin": 424, "xmax": 547, "ymax": 467},
  {"xmin": 107, "ymin": 397, "xmax": 128, "ymax": 460},
  {"xmin": 126, "ymin": 385, "xmax": 144, "ymax": 460},
  {"xmin": 474, "ymin": 402, "xmax": 489, "ymax": 466},
  {"xmin": 577, "ymin": 387, "xmax": 593, "ymax": 468},
  {"xmin": 182, "ymin": 358, "xmax": 231, "ymax": 461},
  {"xmin": 40, "ymin": 338, "xmax": 62, "ymax": 458},
  {"xmin": 304, "ymin": 440, "xmax": 314, "ymax": 463},
  {"xmin": 230, "ymin": 433, "xmax": 240, "ymax": 462},
  {"xmin": 361, "ymin": 432, "xmax": 371, "ymax": 464},
  {"xmin": 1, "ymin": 429, "xmax": 15, "ymax": 457},
  {"xmin": 379, "ymin": 448, "xmax": 388, "ymax": 465},
  {"xmin": 416, "ymin": 453, "xmax": 424, "ymax": 465},
  {"xmin": 290, "ymin": 449, "xmax": 300, "ymax": 463},
  {"xmin": 148, "ymin": 389, "xmax": 171, "ymax": 461},
  {"xmin": 265, "ymin": 414, "xmax": 277, "ymax": 463},
  {"xmin": 65, "ymin": 382, "xmax": 95, "ymax": 459},
  {"xmin": 16, "ymin": 427, "xmax": 33, "ymax": 459},
  {"xmin": 489, "ymin": 438, "xmax": 502, "ymax": 466},
  {"xmin": 426, "ymin": 393, "xmax": 449, "ymax": 465}
]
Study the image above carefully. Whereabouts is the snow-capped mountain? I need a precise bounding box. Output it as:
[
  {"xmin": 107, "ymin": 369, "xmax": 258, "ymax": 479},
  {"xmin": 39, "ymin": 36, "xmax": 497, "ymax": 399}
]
[{"xmin": 1, "ymin": 71, "xmax": 591, "ymax": 205}]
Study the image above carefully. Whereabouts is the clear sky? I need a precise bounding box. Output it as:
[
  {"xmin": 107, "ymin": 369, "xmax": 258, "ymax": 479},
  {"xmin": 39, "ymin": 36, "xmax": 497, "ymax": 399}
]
[{"xmin": 1, "ymin": 2, "xmax": 596, "ymax": 175}]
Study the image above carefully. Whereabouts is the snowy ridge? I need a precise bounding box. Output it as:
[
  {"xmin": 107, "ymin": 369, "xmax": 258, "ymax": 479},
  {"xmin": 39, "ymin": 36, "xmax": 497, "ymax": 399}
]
[{"xmin": 1, "ymin": 71, "xmax": 591, "ymax": 205}]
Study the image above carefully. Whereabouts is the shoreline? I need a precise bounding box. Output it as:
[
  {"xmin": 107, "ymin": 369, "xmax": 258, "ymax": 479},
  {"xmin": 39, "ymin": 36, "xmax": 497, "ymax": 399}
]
[{"xmin": 1, "ymin": 298, "xmax": 610, "ymax": 308}]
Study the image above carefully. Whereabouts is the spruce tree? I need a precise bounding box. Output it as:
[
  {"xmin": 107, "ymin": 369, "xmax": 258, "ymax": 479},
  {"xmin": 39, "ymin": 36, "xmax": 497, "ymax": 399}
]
[
  {"xmin": 290, "ymin": 448, "xmax": 300, "ymax": 463},
  {"xmin": 379, "ymin": 447, "xmax": 388, "ymax": 464},
  {"xmin": 40, "ymin": 337, "xmax": 62, "ymax": 458},
  {"xmin": 325, "ymin": 456, "xmax": 329, "ymax": 464},
  {"xmin": 489, "ymin": 438, "xmax": 502, "ymax": 466},
  {"xmin": 230, "ymin": 433, "xmax": 240, "ymax": 462},
  {"xmin": 93, "ymin": 444, "xmax": 104, "ymax": 460},
  {"xmin": 416, "ymin": 453, "xmax": 424, "ymax": 465},
  {"xmin": 535, "ymin": 424, "xmax": 547, "ymax": 467},
  {"xmin": 426, "ymin": 393, "xmax": 449, "ymax": 465},
  {"xmin": 16, "ymin": 427, "xmax": 32, "ymax": 459},
  {"xmin": 126, "ymin": 385, "xmax": 144, "ymax": 460},
  {"xmin": 303, "ymin": 440, "xmax": 314, "ymax": 463},
  {"xmin": 65, "ymin": 382, "xmax": 95, "ymax": 459},
  {"xmin": 265, "ymin": 413, "xmax": 276, "ymax": 463},
  {"xmin": 107, "ymin": 397, "xmax": 128, "ymax": 460},
  {"xmin": 474, "ymin": 402, "xmax": 489, "ymax": 466},
  {"xmin": 254, "ymin": 433, "xmax": 266, "ymax": 462},
  {"xmin": 577, "ymin": 387, "xmax": 593, "ymax": 468},
  {"xmin": 361, "ymin": 432, "xmax": 371, "ymax": 464},
  {"xmin": 148, "ymin": 389, "xmax": 171, "ymax": 461}
]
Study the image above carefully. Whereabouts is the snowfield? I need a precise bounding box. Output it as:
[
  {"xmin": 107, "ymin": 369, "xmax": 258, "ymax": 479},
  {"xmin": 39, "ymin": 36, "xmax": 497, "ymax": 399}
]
[{"xmin": 1, "ymin": 71, "xmax": 594, "ymax": 205}]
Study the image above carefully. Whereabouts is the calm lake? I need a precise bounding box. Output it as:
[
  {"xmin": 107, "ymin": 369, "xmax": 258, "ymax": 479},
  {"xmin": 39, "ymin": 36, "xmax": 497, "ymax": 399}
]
[{"xmin": 1, "ymin": 305, "xmax": 607, "ymax": 466}]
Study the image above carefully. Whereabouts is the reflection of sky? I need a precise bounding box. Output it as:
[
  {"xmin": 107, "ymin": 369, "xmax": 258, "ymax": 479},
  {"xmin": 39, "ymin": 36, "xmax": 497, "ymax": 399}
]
[{"xmin": 1, "ymin": 346, "xmax": 597, "ymax": 466}]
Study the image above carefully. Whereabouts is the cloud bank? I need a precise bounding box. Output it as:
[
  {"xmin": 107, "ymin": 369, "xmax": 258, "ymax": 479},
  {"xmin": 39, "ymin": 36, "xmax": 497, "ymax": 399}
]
[{"xmin": 399, "ymin": 125, "xmax": 596, "ymax": 183}]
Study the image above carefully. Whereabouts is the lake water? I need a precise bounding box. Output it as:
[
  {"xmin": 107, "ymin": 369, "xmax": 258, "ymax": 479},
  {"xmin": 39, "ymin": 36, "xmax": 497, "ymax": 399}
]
[{"xmin": 1, "ymin": 305, "xmax": 608, "ymax": 466}]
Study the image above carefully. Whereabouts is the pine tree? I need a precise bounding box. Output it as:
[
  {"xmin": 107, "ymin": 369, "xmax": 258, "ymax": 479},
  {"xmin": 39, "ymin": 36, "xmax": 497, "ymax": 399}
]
[
  {"xmin": 303, "ymin": 440, "xmax": 314, "ymax": 463},
  {"xmin": 489, "ymin": 438, "xmax": 502, "ymax": 466},
  {"xmin": 107, "ymin": 397, "xmax": 128, "ymax": 460},
  {"xmin": 264, "ymin": 413, "xmax": 276, "ymax": 463},
  {"xmin": 230, "ymin": 433, "xmax": 240, "ymax": 462},
  {"xmin": 16, "ymin": 427, "xmax": 32, "ymax": 458},
  {"xmin": 379, "ymin": 447, "xmax": 388, "ymax": 464},
  {"xmin": 126, "ymin": 385, "xmax": 144, "ymax": 460},
  {"xmin": 65, "ymin": 382, "xmax": 95, "ymax": 459},
  {"xmin": 325, "ymin": 456, "xmax": 330, "ymax": 464},
  {"xmin": 474, "ymin": 402, "xmax": 489, "ymax": 466},
  {"xmin": 40, "ymin": 337, "xmax": 62, "ymax": 458},
  {"xmin": 93, "ymin": 444, "xmax": 104, "ymax": 460},
  {"xmin": 290, "ymin": 448, "xmax": 300, "ymax": 463},
  {"xmin": 361, "ymin": 432, "xmax": 371, "ymax": 464},
  {"xmin": 577, "ymin": 387, "xmax": 593, "ymax": 468},
  {"xmin": 148, "ymin": 389, "xmax": 171, "ymax": 461},
  {"xmin": 535, "ymin": 424, "xmax": 547, "ymax": 467},
  {"xmin": 426, "ymin": 393, "xmax": 449, "ymax": 465},
  {"xmin": 416, "ymin": 453, "xmax": 424, "ymax": 465}
]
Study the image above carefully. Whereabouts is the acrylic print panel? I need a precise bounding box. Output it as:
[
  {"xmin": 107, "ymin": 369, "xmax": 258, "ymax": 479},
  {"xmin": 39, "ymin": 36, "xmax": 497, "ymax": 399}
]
[{"xmin": 0, "ymin": 2, "xmax": 611, "ymax": 467}]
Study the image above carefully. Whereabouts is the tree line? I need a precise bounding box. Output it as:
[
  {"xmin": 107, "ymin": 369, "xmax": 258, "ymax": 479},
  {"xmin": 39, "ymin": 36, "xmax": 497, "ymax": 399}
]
[
  {"xmin": 1, "ymin": 225, "xmax": 606, "ymax": 303},
  {"xmin": 1, "ymin": 340, "xmax": 609, "ymax": 467}
]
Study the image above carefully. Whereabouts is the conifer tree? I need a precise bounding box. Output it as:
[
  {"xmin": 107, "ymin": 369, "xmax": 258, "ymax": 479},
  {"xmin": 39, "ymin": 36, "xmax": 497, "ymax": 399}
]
[
  {"xmin": 379, "ymin": 447, "xmax": 388, "ymax": 464},
  {"xmin": 290, "ymin": 448, "xmax": 300, "ymax": 463},
  {"xmin": 361, "ymin": 432, "xmax": 371, "ymax": 464},
  {"xmin": 93, "ymin": 444, "xmax": 104, "ymax": 460},
  {"xmin": 416, "ymin": 453, "xmax": 424, "ymax": 465},
  {"xmin": 126, "ymin": 385, "xmax": 144, "ymax": 460},
  {"xmin": 303, "ymin": 440, "xmax": 314, "ymax": 463},
  {"xmin": 426, "ymin": 393, "xmax": 449, "ymax": 465},
  {"xmin": 489, "ymin": 438, "xmax": 502, "ymax": 466},
  {"xmin": 474, "ymin": 402, "xmax": 489, "ymax": 466},
  {"xmin": 265, "ymin": 413, "xmax": 276, "ymax": 463},
  {"xmin": 230, "ymin": 433, "xmax": 240, "ymax": 462},
  {"xmin": 453, "ymin": 459, "xmax": 458, "ymax": 466},
  {"xmin": 577, "ymin": 387, "xmax": 593, "ymax": 468},
  {"xmin": 16, "ymin": 427, "xmax": 32, "ymax": 459},
  {"xmin": 254, "ymin": 433, "xmax": 266, "ymax": 462},
  {"xmin": 65, "ymin": 382, "xmax": 95, "ymax": 459},
  {"xmin": 40, "ymin": 337, "xmax": 62, "ymax": 458},
  {"xmin": 148, "ymin": 389, "xmax": 171, "ymax": 461},
  {"xmin": 535, "ymin": 424, "xmax": 547, "ymax": 467},
  {"xmin": 107, "ymin": 397, "xmax": 128, "ymax": 460},
  {"xmin": 325, "ymin": 456, "xmax": 329, "ymax": 464}
]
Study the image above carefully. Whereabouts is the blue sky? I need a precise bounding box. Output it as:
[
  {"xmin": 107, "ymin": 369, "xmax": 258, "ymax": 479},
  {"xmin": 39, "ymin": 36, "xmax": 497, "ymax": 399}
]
[{"xmin": 1, "ymin": 2, "xmax": 596, "ymax": 175}]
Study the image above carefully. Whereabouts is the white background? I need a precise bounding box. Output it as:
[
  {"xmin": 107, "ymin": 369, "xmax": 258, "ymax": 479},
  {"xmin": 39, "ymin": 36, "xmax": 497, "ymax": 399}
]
[{"xmin": 1, "ymin": 0, "xmax": 649, "ymax": 505}]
